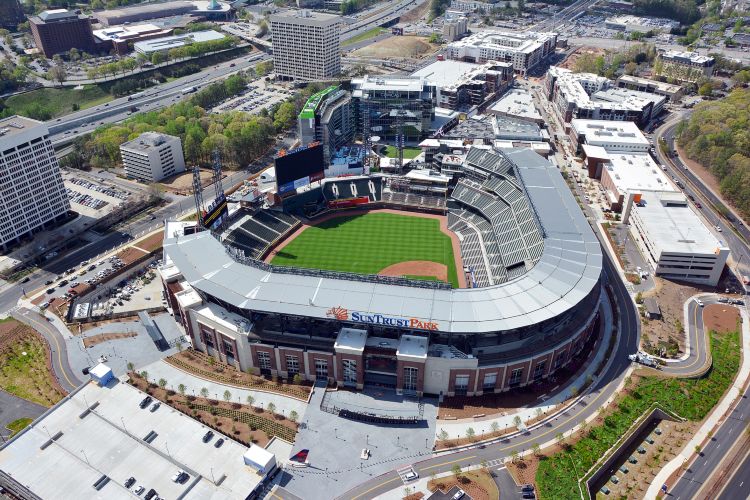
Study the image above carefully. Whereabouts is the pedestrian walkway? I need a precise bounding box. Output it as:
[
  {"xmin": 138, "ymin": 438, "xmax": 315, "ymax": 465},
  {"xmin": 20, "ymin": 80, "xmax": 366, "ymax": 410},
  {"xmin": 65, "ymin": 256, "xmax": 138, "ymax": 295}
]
[
  {"xmin": 139, "ymin": 359, "xmax": 307, "ymax": 417},
  {"xmin": 435, "ymin": 295, "xmax": 614, "ymax": 440}
]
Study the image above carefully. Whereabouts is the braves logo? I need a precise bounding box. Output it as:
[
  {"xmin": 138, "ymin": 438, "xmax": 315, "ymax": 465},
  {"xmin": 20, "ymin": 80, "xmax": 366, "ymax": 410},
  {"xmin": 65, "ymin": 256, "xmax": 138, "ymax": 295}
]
[{"xmin": 326, "ymin": 306, "xmax": 349, "ymax": 321}]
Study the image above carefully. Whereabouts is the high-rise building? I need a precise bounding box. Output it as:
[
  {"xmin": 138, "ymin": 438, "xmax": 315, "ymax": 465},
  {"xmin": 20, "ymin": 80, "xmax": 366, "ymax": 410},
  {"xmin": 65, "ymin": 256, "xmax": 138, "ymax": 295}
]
[
  {"xmin": 29, "ymin": 9, "xmax": 97, "ymax": 58},
  {"xmin": 0, "ymin": 116, "xmax": 70, "ymax": 251},
  {"xmin": 0, "ymin": 0, "xmax": 25, "ymax": 30},
  {"xmin": 351, "ymin": 76, "xmax": 436, "ymax": 144},
  {"xmin": 120, "ymin": 132, "xmax": 186, "ymax": 183},
  {"xmin": 298, "ymin": 85, "xmax": 355, "ymax": 160},
  {"xmin": 270, "ymin": 10, "xmax": 341, "ymax": 81}
]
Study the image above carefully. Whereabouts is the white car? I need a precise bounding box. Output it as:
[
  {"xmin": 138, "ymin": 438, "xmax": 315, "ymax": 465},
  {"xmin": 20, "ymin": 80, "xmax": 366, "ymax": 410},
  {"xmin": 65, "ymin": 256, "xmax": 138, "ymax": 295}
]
[
  {"xmin": 696, "ymin": 299, "xmax": 704, "ymax": 307},
  {"xmin": 135, "ymin": 485, "xmax": 145, "ymax": 495},
  {"xmin": 171, "ymin": 469, "xmax": 186, "ymax": 483},
  {"xmin": 716, "ymin": 226, "xmax": 722, "ymax": 232}
]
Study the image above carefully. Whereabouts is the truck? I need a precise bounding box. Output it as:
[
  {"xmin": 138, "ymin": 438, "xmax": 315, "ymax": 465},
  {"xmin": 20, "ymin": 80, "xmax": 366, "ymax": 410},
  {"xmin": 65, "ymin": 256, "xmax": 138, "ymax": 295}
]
[
  {"xmin": 628, "ymin": 352, "xmax": 657, "ymax": 368},
  {"xmin": 182, "ymin": 86, "xmax": 197, "ymax": 94}
]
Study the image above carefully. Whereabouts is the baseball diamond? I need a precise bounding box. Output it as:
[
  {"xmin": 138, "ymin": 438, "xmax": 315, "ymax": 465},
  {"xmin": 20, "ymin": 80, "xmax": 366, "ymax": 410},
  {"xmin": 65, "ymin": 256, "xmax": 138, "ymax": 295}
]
[{"xmin": 269, "ymin": 212, "xmax": 460, "ymax": 288}]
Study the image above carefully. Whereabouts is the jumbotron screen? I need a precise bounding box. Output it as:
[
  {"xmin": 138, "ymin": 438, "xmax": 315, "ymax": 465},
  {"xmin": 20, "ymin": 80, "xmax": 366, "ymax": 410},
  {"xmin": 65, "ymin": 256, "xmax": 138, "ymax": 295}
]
[{"xmin": 275, "ymin": 143, "xmax": 325, "ymax": 195}]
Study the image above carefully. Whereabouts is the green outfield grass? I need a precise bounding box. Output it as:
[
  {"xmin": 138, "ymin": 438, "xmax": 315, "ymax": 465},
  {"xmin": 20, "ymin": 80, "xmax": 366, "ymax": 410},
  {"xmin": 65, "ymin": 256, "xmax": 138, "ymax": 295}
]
[{"xmin": 271, "ymin": 212, "xmax": 459, "ymax": 288}]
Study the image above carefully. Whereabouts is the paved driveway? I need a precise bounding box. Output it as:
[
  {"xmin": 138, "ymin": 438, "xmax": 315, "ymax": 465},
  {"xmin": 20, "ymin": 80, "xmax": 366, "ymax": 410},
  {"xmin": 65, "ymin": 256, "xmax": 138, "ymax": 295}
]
[{"xmin": 0, "ymin": 389, "xmax": 46, "ymax": 440}]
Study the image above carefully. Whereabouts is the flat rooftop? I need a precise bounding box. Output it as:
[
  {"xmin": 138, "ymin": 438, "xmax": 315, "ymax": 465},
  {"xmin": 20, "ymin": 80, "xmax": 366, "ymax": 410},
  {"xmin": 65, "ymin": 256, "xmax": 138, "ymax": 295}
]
[
  {"xmin": 571, "ymin": 119, "xmax": 649, "ymax": 147},
  {"xmin": 449, "ymin": 30, "xmax": 556, "ymax": 55},
  {"xmin": 411, "ymin": 60, "xmax": 481, "ymax": 88},
  {"xmin": 352, "ymin": 75, "xmax": 426, "ymax": 93},
  {"xmin": 93, "ymin": 23, "xmax": 169, "ymax": 41},
  {"xmin": 604, "ymin": 152, "xmax": 675, "ymax": 194},
  {"xmin": 490, "ymin": 87, "xmax": 543, "ymax": 122},
  {"xmin": 633, "ymin": 191, "xmax": 725, "ymax": 255},
  {"xmin": 134, "ymin": 30, "xmax": 225, "ymax": 53},
  {"xmin": 0, "ymin": 115, "xmax": 45, "ymax": 141},
  {"xmin": 270, "ymin": 9, "xmax": 340, "ymax": 26},
  {"xmin": 661, "ymin": 50, "xmax": 714, "ymax": 64},
  {"xmin": 0, "ymin": 379, "xmax": 268, "ymax": 500},
  {"xmin": 617, "ymin": 75, "xmax": 683, "ymax": 94}
]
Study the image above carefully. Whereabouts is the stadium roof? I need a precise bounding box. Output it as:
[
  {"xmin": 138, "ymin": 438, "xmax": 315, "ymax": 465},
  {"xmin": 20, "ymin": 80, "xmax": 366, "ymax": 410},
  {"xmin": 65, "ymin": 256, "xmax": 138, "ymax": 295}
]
[{"xmin": 163, "ymin": 148, "xmax": 601, "ymax": 334}]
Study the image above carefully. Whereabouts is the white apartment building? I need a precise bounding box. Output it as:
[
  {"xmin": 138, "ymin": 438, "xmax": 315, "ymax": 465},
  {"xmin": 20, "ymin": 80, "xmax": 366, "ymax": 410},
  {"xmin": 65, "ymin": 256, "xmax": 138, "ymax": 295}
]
[
  {"xmin": 449, "ymin": 0, "xmax": 499, "ymax": 13},
  {"xmin": 0, "ymin": 116, "xmax": 70, "ymax": 251},
  {"xmin": 655, "ymin": 50, "xmax": 715, "ymax": 83},
  {"xmin": 447, "ymin": 30, "xmax": 558, "ymax": 74},
  {"xmin": 630, "ymin": 191, "xmax": 729, "ymax": 286},
  {"xmin": 270, "ymin": 10, "xmax": 340, "ymax": 81},
  {"xmin": 119, "ymin": 132, "xmax": 185, "ymax": 183},
  {"xmin": 546, "ymin": 66, "xmax": 666, "ymax": 127}
]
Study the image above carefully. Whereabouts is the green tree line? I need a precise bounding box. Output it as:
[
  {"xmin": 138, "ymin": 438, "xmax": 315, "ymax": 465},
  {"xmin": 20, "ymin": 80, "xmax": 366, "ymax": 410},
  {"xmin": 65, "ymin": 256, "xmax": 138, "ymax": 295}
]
[{"xmin": 678, "ymin": 88, "xmax": 750, "ymax": 220}]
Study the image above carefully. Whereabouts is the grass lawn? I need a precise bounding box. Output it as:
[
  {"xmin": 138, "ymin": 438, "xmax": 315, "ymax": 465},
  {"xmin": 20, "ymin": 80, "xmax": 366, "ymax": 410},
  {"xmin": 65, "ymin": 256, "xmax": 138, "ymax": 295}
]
[
  {"xmin": 0, "ymin": 320, "xmax": 66, "ymax": 407},
  {"xmin": 341, "ymin": 27, "xmax": 388, "ymax": 47},
  {"xmin": 382, "ymin": 145, "xmax": 422, "ymax": 159},
  {"xmin": 4, "ymin": 86, "xmax": 113, "ymax": 120},
  {"xmin": 536, "ymin": 330, "xmax": 741, "ymax": 498},
  {"xmin": 272, "ymin": 212, "xmax": 459, "ymax": 287},
  {"xmin": 6, "ymin": 417, "xmax": 33, "ymax": 438}
]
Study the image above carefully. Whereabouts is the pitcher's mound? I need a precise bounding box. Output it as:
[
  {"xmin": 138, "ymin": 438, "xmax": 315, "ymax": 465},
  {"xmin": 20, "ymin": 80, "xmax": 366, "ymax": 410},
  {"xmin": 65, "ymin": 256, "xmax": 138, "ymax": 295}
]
[{"xmin": 378, "ymin": 261, "xmax": 447, "ymax": 282}]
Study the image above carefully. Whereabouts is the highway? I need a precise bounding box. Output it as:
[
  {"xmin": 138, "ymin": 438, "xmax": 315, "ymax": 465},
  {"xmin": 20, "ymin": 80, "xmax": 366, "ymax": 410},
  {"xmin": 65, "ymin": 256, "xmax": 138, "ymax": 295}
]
[
  {"xmin": 654, "ymin": 113, "xmax": 750, "ymax": 281},
  {"xmin": 337, "ymin": 251, "xmax": 641, "ymax": 499},
  {"xmin": 718, "ymin": 444, "xmax": 750, "ymax": 500}
]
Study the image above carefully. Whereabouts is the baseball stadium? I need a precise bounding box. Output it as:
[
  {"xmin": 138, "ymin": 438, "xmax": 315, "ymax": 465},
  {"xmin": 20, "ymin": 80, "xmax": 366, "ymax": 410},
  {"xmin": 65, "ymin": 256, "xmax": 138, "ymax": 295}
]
[{"xmin": 160, "ymin": 146, "xmax": 603, "ymax": 397}]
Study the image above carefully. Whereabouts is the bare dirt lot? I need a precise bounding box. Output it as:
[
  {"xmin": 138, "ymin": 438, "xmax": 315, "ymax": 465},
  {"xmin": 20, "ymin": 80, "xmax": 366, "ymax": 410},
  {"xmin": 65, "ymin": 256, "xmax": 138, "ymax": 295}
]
[
  {"xmin": 352, "ymin": 36, "xmax": 438, "ymax": 58},
  {"xmin": 703, "ymin": 304, "xmax": 740, "ymax": 333},
  {"xmin": 559, "ymin": 46, "xmax": 607, "ymax": 70},
  {"xmin": 82, "ymin": 331, "xmax": 138, "ymax": 348},
  {"xmin": 641, "ymin": 277, "xmax": 703, "ymax": 357},
  {"xmin": 160, "ymin": 169, "xmax": 215, "ymax": 195}
]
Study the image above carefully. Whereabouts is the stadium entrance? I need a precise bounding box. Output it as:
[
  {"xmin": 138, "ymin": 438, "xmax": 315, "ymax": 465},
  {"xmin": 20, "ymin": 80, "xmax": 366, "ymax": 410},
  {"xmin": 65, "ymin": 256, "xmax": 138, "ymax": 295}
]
[{"xmin": 364, "ymin": 351, "xmax": 398, "ymax": 389}]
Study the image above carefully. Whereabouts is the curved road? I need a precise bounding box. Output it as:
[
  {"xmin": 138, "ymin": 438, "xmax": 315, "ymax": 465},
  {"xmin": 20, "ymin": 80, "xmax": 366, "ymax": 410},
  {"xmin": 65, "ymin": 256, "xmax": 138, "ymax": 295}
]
[
  {"xmin": 660, "ymin": 296, "xmax": 714, "ymax": 377},
  {"xmin": 338, "ymin": 250, "xmax": 640, "ymax": 499}
]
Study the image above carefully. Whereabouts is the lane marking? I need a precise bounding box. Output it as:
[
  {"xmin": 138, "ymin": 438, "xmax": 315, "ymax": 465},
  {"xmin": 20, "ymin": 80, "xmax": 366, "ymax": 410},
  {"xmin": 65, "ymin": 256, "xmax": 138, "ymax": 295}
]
[{"xmin": 18, "ymin": 310, "xmax": 77, "ymax": 389}]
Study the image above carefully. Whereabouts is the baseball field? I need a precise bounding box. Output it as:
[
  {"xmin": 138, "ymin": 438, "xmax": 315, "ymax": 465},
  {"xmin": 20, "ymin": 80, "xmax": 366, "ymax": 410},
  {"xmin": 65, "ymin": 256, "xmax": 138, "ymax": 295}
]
[{"xmin": 270, "ymin": 212, "xmax": 460, "ymax": 288}]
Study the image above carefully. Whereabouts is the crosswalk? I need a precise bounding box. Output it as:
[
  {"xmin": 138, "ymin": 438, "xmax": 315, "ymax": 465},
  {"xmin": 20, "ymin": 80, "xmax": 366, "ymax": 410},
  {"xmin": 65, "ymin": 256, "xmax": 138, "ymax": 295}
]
[{"xmin": 484, "ymin": 458, "xmax": 505, "ymax": 468}]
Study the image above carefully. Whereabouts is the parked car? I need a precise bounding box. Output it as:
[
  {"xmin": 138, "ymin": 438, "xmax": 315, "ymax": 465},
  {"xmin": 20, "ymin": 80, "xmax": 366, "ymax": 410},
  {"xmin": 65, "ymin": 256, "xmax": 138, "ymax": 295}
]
[
  {"xmin": 134, "ymin": 485, "xmax": 145, "ymax": 495},
  {"xmin": 452, "ymin": 488, "xmax": 465, "ymax": 500},
  {"xmin": 214, "ymin": 438, "xmax": 224, "ymax": 448},
  {"xmin": 139, "ymin": 396, "xmax": 153, "ymax": 409},
  {"xmin": 150, "ymin": 402, "xmax": 160, "ymax": 412},
  {"xmin": 125, "ymin": 477, "xmax": 136, "ymax": 488},
  {"xmin": 202, "ymin": 430, "xmax": 214, "ymax": 443},
  {"xmin": 145, "ymin": 488, "xmax": 157, "ymax": 500}
]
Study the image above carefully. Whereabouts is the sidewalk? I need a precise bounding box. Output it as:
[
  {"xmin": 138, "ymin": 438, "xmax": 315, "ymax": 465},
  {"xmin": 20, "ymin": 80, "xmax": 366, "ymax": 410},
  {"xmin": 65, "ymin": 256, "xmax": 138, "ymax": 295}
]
[
  {"xmin": 434, "ymin": 294, "xmax": 613, "ymax": 440},
  {"xmin": 645, "ymin": 307, "xmax": 750, "ymax": 499},
  {"xmin": 139, "ymin": 359, "xmax": 307, "ymax": 417}
]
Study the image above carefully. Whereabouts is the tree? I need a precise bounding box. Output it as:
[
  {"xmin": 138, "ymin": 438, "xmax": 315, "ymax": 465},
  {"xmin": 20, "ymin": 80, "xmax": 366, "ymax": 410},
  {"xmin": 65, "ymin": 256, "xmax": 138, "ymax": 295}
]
[
  {"xmin": 438, "ymin": 429, "xmax": 449, "ymax": 441},
  {"xmin": 513, "ymin": 415, "xmax": 523, "ymax": 428},
  {"xmin": 178, "ymin": 383, "xmax": 187, "ymax": 399},
  {"xmin": 698, "ymin": 82, "xmax": 713, "ymax": 96},
  {"xmin": 151, "ymin": 51, "xmax": 167, "ymax": 65},
  {"xmin": 273, "ymin": 101, "xmax": 296, "ymax": 131},
  {"xmin": 289, "ymin": 410, "xmax": 298, "ymax": 422},
  {"xmin": 465, "ymin": 427, "xmax": 476, "ymax": 441},
  {"xmin": 510, "ymin": 449, "xmax": 519, "ymax": 463},
  {"xmin": 556, "ymin": 432, "xmax": 566, "ymax": 446},
  {"xmin": 490, "ymin": 421, "xmax": 500, "ymax": 434},
  {"xmin": 292, "ymin": 373, "xmax": 303, "ymax": 385},
  {"xmin": 257, "ymin": 20, "xmax": 269, "ymax": 37},
  {"xmin": 451, "ymin": 463, "xmax": 462, "ymax": 478},
  {"xmin": 532, "ymin": 442, "xmax": 541, "ymax": 456},
  {"xmin": 246, "ymin": 394, "xmax": 255, "ymax": 407},
  {"xmin": 127, "ymin": 362, "xmax": 134, "ymax": 372},
  {"xmin": 158, "ymin": 378, "xmax": 167, "ymax": 390},
  {"xmin": 47, "ymin": 65, "xmax": 67, "ymax": 87},
  {"xmin": 256, "ymin": 60, "xmax": 273, "ymax": 76},
  {"xmin": 69, "ymin": 48, "xmax": 80, "ymax": 61},
  {"xmin": 140, "ymin": 370, "xmax": 148, "ymax": 381},
  {"xmin": 266, "ymin": 402, "xmax": 276, "ymax": 414},
  {"xmin": 200, "ymin": 387, "xmax": 209, "ymax": 398},
  {"xmin": 223, "ymin": 390, "xmax": 232, "ymax": 402}
]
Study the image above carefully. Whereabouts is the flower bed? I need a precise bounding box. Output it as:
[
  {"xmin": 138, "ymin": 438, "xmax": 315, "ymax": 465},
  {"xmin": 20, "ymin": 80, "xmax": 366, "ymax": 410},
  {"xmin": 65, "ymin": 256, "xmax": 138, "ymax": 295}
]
[
  {"xmin": 166, "ymin": 350, "xmax": 311, "ymax": 400},
  {"xmin": 536, "ymin": 330, "xmax": 741, "ymax": 499}
]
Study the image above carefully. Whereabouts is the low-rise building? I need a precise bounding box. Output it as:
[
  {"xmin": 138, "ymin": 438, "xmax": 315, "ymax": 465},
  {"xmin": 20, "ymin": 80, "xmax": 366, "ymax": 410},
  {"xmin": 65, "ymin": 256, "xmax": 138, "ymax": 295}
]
[
  {"xmin": 488, "ymin": 87, "xmax": 544, "ymax": 123},
  {"xmin": 630, "ymin": 191, "xmax": 729, "ymax": 286},
  {"xmin": 569, "ymin": 119, "xmax": 650, "ymax": 154},
  {"xmin": 449, "ymin": 0, "xmax": 499, "ymax": 13},
  {"xmin": 120, "ymin": 132, "xmax": 186, "ymax": 183},
  {"xmin": 654, "ymin": 50, "xmax": 715, "ymax": 83},
  {"xmin": 616, "ymin": 75, "xmax": 684, "ymax": 102},
  {"xmin": 447, "ymin": 30, "xmax": 558, "ymax": 74},
  {"xmin": 599, "ymin": 151, "xmax": 675, "ymax": 216},
  {"xmin": 95, "ymin": 0, "xmax": 232, "ymax": 26},
  {"xmin": 93, "ymin": 24, "xmax": 173, "ymax": 56},
  {"xmin": 0, "ymin": 378, "xmax": 276, "ymax": 499},
  {"xmin": 133, "ymin": 29, "xmax": 226, "ymax": 55},
  {"xmin": 604, "ymin": 15, "xmax": 679, "ymax": 33}
]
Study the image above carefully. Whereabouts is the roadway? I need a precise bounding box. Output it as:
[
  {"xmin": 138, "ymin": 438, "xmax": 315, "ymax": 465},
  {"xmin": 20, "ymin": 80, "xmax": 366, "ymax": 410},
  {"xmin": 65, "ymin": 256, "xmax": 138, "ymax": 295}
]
[
  {"xmin": 654, "ymin": 113, "xmax": 750, "ymax": 281},
  {"xmin": 660, "ymin": 297, "xmax": 713, "ymax": 377},
  {"xmin": 337, "ymin": 251, "xmax": 641, "ymax": 499},
  {"xmin": 717, "ymin": 444, "xmax": 750, "ymax": 500}
]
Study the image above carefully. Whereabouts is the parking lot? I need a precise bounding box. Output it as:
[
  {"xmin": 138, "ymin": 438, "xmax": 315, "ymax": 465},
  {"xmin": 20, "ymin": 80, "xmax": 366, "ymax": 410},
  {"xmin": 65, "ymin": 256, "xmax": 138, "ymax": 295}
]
[
  {"xmin": 41, "ymin": 255, "xmax": 126, "ymax": 308},
  {"xmin": 62, "ymin": 171, "xmax": 133, "ymax": 218},
  {"xmin": 213, "ymin": 82, "xmax": 288, "ymax": 114}
]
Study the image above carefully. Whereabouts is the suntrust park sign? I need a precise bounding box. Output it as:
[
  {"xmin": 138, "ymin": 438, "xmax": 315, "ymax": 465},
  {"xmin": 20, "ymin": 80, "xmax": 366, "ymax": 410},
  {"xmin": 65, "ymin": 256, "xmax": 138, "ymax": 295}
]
[{"xmin": 326, "ymin": 306, "xmax": 440, "ymax": 331}]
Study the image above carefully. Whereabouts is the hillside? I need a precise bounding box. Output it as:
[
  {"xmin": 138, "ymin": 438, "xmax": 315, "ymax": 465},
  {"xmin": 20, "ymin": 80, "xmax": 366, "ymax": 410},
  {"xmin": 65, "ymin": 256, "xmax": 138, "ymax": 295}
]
[{"xmin": 678, "ymin": 88, "xmax": 750, "ymax": 219}]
